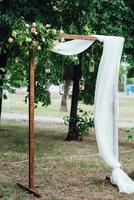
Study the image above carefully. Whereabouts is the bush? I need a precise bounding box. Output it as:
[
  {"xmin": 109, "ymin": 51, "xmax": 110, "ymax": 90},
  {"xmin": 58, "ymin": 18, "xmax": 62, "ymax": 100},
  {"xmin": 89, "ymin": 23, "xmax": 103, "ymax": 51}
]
[
  {"xmin": 127, "ymin": 77, "xmax": 134, "ymax": 84},
  {"xmin": 64, "ymin": 109, "xmax": 94, "ymax": 140}
]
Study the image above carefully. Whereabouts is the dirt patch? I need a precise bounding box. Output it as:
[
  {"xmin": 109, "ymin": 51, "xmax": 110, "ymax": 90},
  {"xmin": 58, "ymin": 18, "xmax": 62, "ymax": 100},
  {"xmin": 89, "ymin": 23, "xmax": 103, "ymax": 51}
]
[{"xmin": 1, "ymin": 122, "xmax": 134, "ymax": 199}]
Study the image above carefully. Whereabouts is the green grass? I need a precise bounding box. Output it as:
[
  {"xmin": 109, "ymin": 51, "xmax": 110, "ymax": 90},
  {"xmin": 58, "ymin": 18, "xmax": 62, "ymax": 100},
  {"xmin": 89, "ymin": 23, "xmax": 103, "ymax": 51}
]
[
  {"xmin": 2, "ymin": 92, "xmax": 134, "ymax": 123},
  {"xmin": 2, "ymin": 92, "xmax": 94, "ymax": 118},
  {"xmin": 1, "ymin": 91, "xmax": 134, "ymax": 199},
  {"xmin": 119, "ymin": 97, "xmax": 134, "ymax": 122},
  {"xmin": 1, "ymin": 121, "xmax": 134, "ymax": 199}
]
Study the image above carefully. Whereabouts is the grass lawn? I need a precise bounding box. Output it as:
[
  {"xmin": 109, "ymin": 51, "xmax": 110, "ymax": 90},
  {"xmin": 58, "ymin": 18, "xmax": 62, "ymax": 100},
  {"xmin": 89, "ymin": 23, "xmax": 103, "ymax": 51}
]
[
  {"xmin": 2, "ymin": 93, "xmax": 93, "ymax": 118},
  {"xmin": 2, "ymin": 91, "xmax": 134, "ymax": 123},
  {"xmin": 0, "ymin": 121, "xmax": 134, "ymax": 200}
]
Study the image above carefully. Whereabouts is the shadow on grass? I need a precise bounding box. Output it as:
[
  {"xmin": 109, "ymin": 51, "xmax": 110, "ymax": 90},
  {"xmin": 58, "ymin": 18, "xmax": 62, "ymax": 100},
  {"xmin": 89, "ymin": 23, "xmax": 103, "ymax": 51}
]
[{"xmin": 0, "ymin": 122, "xmax": 68, "ymax": 162}]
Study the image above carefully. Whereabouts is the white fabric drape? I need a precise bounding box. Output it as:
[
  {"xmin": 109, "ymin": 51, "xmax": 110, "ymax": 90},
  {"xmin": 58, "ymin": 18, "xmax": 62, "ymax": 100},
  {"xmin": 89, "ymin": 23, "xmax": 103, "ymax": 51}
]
[
  {"xmin": 94, "ymin": 35, "xmax": 123, "ymax": 168},
  {"xmin": 52, "ymin": 35, "xmax": 134, "ymax": 193},
  {"xmin": 52, "ymin": 39, "xmax": 94, "ymax": 55}
]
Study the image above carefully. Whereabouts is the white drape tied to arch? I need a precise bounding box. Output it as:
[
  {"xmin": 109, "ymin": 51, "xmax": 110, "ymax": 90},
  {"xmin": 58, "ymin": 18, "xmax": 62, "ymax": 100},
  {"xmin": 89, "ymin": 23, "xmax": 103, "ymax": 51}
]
[{"xmin": 53, "ymin": 35, "xmax": 134, "ymax": 193}]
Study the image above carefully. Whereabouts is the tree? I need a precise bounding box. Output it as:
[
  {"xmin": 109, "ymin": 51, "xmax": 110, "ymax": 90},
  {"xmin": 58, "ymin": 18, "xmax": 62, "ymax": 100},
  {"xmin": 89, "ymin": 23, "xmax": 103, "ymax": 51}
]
[
  {"xmin": 0, "ymin": 53, "xmax": 7, "ymax": 119},
  {"xmin": 0, "ymin": 14, "xmax": 13, "ymax": 119},
  {"xmin": 52, "ymin": 0, "xmax": 134, "ymax": 140},
  {"xmin": 60, "ymin": 57, "xmax": 73, "ymax": 112},
  {"xmin": 65, "ymin": 58, "xmax": 82, "ymax": 140},
  {"xmin": 0, "ymin": 0, "xmax": 134, "ymax": 140},
  {"xmin": 0, "ymin": 0, "xmax": 61, "ymax": 117},
  {"xmin": 60, "ymin": 80, "xmax": 70, "ymax": 112}
]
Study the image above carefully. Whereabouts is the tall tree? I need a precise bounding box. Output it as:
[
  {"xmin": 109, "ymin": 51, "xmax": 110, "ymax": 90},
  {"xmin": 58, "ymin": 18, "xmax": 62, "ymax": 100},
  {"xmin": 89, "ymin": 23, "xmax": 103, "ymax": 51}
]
[
  {"xmin": 0, "ymin": 0, "xmax": 134, "ymax": 139},
  {"xmin": 52, "ymin": 0, "xmax": 134, "ymax": 140},
  {"xmin": 0, "ymin": 53, "xmax": 7, "ymax": 119},
  {"xmin": 0, "ymin": 14, "xmax": 13, "ymax": 119},
  {"xmin": 60, "ymin": 57, "xmax": 73, "ymax": 112},
  {"xmin": 65, "ymin": 57, "xmax": 82, "ymax": 140},
  {"xmin": 0, "ymin": 0, "xmax": 62, "ymax": 117},
  {"xmin": 60, "ymin": 80, "xmax": 70, "ymax": 112}
]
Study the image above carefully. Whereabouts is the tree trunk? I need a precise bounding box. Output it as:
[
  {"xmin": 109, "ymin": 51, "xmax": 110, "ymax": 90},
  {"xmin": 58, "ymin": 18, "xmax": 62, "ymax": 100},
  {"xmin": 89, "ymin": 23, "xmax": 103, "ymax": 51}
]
[
  {"xmin": 0, "ymin": 53, "xmax": 8, "ymax": 120},
  {"xmin": 65, "ymin": 62, "xmax": 82, "ymax": 141},
  {"xmin": 60, "ymin": 80, "xmax": 70, "ymax": 112}
]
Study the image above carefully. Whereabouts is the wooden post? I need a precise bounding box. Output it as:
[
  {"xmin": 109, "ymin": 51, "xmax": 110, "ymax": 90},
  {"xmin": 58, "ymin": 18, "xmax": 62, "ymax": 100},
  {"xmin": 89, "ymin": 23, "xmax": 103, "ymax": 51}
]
[
  {"xmin": 17, "ymin": 49, "xmax": 41, "ymax": 198},
  {"xmin": 29, "ymin": 48, "xmax": 35, "ymax": 189},
  {"xmin": 59, "ymin": 34, "xmax": 97, "ymax": 41}
]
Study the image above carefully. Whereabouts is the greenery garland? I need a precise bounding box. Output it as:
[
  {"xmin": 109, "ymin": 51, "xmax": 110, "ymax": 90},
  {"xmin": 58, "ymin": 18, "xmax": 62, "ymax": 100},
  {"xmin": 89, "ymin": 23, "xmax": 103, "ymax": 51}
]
[{"xmin": 0, "ymin": 17, "xmax": 59, "ymax": 54}]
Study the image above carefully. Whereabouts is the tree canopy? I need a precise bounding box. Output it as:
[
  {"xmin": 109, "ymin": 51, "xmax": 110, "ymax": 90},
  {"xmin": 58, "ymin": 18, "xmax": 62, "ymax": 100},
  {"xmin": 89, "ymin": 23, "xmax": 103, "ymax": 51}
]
[{"xmin": 0, "ymin": 0, "xmax": 134, "ymax": 107}]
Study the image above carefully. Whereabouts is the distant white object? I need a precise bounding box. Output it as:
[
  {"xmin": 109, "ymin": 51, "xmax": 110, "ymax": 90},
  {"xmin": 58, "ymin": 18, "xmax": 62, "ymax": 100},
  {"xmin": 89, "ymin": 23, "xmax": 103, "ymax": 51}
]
[{"xmin": 48, "ymin": 85, "xmax": 60, "ymax": 96}]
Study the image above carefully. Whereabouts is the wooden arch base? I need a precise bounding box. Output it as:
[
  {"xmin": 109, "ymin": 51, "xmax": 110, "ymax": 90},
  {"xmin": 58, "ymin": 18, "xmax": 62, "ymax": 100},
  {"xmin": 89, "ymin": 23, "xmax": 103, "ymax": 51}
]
[{"xmin": 17, "ymin": 183, "xmax": 41, "ymax": 198}]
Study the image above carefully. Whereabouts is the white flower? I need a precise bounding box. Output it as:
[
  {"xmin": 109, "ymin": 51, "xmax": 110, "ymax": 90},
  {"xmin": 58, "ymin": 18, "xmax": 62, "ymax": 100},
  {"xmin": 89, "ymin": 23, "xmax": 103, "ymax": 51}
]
[
  {"xmin": 34, "ymin": 32, "xmax": 38, "ymax": 35},
  {"xmin": 12, "ymin": 31, "xmax": 17, "ymax": 37},
  {"xmin": 26, "ymin": 29, "xmax": 29, "ymax": 33},
  {"xmin": 32, "ymin": 22, "xmax": 36, "ymax": 27},
  {"xmin": 46, "ymin": 24, "xmax": 50, "ymax": 28},
  {"xmin": 26, "ymin": 37, "xmax": 32, "ymax": 42},
  {"xmin": 25, "ymin": 24, "xmax": 30, "ymax": 28},
  {"xmin": 45, "ymin": 68, "xmax": 50, "ymax": 73},
  {"xmin": 52, "ymin": 29, "xmax": 57, "ymax": 34},
  {"xmin": 37, "ymin": 46, "xmax": 41, "ymax": 50},
  {"xmin": 8, "ymin": 37, "xmax": 13, "ymax": 43},
  {"xmin": 60, "ymin": 29, "xmax": 64, "ymax": 34},
  {"xmin": 32, "ymin": 41, "xmax": 37, "ymax": 46},
  {"xmin": 0, "ymin": 67, "xmax": 5, "ymax": 73},
  {"xmin": 42, "ymin": 37, "xmax": 45, "ymax": 42}
]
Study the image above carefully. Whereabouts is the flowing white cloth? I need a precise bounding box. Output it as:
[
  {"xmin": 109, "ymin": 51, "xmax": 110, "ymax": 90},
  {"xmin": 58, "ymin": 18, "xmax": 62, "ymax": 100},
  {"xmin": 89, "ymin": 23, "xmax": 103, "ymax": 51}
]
[
  {"xmin": 94, "ymin": 36, "xmax": 134, "ymax": 193},
  {"xmin": 53, "ymin": 35, "xmax": 134, "ymax": 193},
  {"xmin": 52, "ymin": 39, "xmax": 94, "ymax": 55}
]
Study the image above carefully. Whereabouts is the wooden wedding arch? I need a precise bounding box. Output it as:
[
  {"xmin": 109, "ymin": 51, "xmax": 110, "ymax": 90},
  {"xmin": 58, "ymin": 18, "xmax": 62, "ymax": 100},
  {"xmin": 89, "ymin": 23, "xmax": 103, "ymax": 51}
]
[{"xmin": 17, "ymin": 34, "xmax": 97, "ymax": 198}]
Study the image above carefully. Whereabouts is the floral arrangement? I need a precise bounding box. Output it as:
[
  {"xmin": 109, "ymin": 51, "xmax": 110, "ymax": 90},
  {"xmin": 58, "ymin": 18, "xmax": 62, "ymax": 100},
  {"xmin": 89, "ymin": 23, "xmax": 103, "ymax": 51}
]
[{"xmin": 0, "ymin": 18, "xmax": 59, "ymax": 54}]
